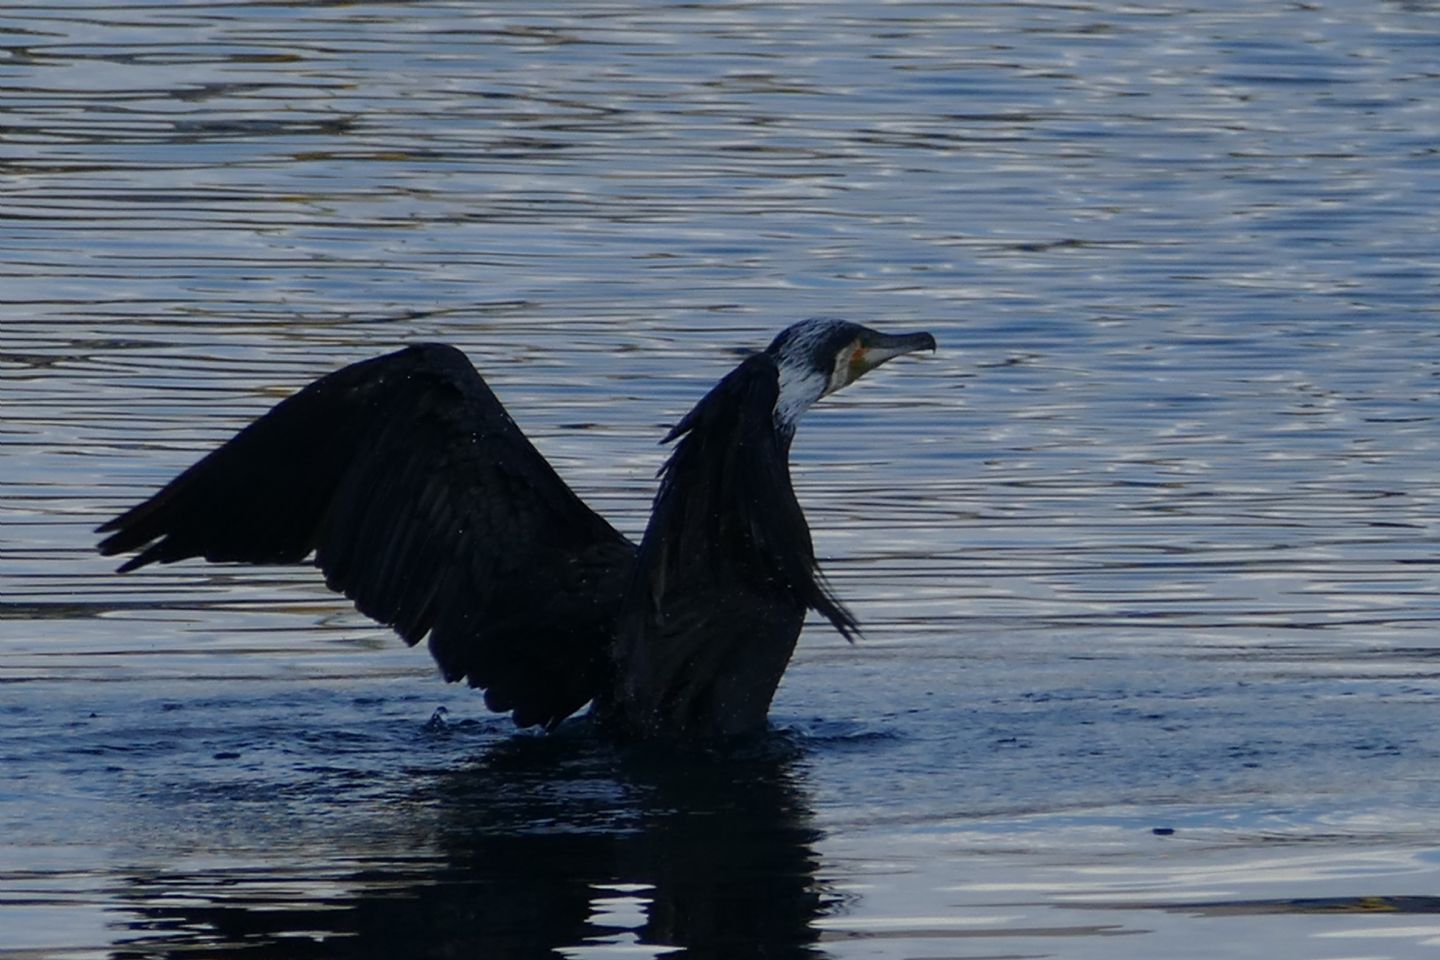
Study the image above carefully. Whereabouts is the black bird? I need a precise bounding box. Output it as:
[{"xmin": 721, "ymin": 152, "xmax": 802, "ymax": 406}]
[{"xmin": 97, "ymin": 318, "xmax": 936, "ymax": 739}]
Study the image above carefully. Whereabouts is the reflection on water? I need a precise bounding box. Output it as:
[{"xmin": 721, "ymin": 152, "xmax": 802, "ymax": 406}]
[
  {"xmin": 4, "ymin": 0, "xmax": 1440, "ymax": 957},
  {"xmin": 110, "ymin": 735, "xmax": 825, "ymax": 959}
]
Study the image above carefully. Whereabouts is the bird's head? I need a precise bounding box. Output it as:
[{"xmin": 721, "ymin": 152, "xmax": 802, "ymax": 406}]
[{"xmin": 766, "ymin": 317, "xmax": 937, "ymax": 433}]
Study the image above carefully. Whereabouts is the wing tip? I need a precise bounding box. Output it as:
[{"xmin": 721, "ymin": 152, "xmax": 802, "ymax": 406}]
[
  {"xmin": 101, "ymin": 536, "xmax": 162, "ymax": 572},
  {"xmin": 114, "ymin": 554, "xmax": 150, "ymax": 574},
  {"xmin": 95, "ymin": 529, "xmax": 131, "ymax": 560}
]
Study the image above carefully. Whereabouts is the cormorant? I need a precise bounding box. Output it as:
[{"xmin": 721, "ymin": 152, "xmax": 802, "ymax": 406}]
[{"xmin": 97, "ymin": 318, "xmax": 936, "ymax": 739}]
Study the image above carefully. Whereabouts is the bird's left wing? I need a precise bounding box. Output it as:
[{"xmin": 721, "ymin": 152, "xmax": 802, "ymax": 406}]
[{"xmin": 97, "ymin": 344, "xmax": 636, "ymax": 729}]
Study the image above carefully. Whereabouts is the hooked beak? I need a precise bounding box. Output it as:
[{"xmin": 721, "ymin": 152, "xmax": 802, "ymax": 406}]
[{"xmin": 845, "ymin": 328, "xmax": 937, "ymax": 387}]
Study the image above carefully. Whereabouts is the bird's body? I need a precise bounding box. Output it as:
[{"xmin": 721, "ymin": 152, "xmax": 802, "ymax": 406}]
[{"xmin": 98, "ymin": 318, "xmax": 935, "ymax": 740}]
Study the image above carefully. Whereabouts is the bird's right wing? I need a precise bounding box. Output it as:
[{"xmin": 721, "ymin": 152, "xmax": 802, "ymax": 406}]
[{"xmin": 97, "ymin": 344, "xmax": 636, "ymax": 729}]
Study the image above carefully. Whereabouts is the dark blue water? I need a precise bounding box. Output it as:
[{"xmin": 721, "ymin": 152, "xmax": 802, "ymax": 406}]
[{"xmin": 3, "ymin": 2, "xmax": 1440, "ymax": 957}]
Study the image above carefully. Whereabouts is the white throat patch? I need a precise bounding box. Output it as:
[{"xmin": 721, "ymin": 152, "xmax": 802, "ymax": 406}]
[{"xmin": 773, "ymin": 361, "xmax": 829, "ymax": 435}]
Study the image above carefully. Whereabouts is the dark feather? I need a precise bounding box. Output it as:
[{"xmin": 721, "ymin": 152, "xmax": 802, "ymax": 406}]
[
  {"xmin": 97, "ymin": 344, "xmax": 635, "ymax": 729},
  {"xmin": 601, "ymin": 354, "xmax": 856, "ymax": 738},
  {"xmin": 98, "ymin": 320, "xmax": 932, "ymax": 739}
]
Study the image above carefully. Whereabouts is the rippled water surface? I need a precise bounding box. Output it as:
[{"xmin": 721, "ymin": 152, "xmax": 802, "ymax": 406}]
[{"xmin": 4, "ymin": 2, "xmax": 1440, "ymax": 957}]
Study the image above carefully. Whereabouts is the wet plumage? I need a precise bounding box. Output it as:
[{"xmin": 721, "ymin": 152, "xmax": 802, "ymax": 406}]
[{"xmin": 97, "ymin": 318, "xmax": 935, "ymax": 739}]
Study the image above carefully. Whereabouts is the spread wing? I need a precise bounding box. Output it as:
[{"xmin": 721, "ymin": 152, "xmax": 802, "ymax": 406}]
[
  {"xmin": 604, "ymin": 353, "xmax": 855, "ymax": 738},
  {"xmin": 97, "ymin": 344, "xmax": 636, "ymax": 729}
]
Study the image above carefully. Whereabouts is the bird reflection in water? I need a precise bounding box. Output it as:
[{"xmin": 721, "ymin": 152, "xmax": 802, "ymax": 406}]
[{"xmin": 110, "ymin": 734, "xmax": 830, "ymax": 958}]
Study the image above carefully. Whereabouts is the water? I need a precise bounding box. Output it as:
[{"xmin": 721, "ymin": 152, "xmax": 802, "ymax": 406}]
[{"xmin": 3, "ymin": 1, "xmax": 1440, "ymax": 956}]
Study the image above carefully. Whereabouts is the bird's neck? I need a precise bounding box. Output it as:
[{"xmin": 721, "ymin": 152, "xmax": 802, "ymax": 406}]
[{"xmin": 772, "ymin": 362, "xmax": 827, "ymax": 438}]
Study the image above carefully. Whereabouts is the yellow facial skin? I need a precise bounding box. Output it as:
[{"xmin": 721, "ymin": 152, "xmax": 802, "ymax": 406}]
[{"xmin": 848, "ymin": 343, "xmax": 872, "ymax": 383}]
